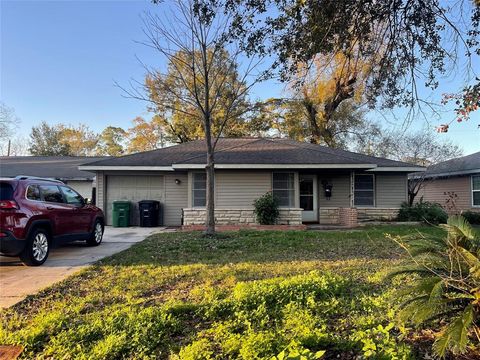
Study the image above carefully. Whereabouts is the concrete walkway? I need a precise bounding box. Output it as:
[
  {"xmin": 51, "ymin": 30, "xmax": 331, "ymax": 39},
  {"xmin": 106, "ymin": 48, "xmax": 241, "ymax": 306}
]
[{"xmin": 0, "ymin": 226, "xmax": 171, "ymax": 308}]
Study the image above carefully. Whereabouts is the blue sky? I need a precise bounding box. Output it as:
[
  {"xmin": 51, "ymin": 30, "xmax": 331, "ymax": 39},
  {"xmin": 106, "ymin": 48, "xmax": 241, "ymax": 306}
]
[{"xmin": 1, "ymin": 0, "xmax": 479, "ymax": 154}]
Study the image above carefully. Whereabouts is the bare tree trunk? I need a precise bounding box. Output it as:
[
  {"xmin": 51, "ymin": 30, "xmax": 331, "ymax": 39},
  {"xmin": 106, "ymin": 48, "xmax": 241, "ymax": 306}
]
[
  {"xmin": 202, "ymin": 36, "xmax": 215, "ymax": 236},
  {"xmin": 302, "ymin": 99, "xmax": 321, "ymax": 144},
  {"xmin": 204, "ymin": 119, "xmax": 215, "ymax": 236},
  {"xmin": 408, "ymin": 176, "xmax": 425, "ymax": 206}
]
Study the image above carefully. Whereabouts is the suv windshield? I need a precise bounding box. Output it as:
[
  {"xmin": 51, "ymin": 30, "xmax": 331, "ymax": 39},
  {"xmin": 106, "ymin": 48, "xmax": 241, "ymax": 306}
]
[{"xmin": 0, "ymin": 183, "xmax": 14, "ymax": 200}]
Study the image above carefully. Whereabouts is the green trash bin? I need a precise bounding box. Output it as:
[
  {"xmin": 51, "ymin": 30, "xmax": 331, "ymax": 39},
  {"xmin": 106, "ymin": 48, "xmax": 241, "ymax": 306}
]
[{"xmin": 112, "ymin": 200, "xmax": 131, "ymax": 227}]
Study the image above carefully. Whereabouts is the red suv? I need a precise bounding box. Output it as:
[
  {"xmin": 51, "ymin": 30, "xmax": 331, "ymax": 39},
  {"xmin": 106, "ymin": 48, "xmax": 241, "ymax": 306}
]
[{"xmin": 0, "ymin": 176, "xmax": 105, "ymax": 266}]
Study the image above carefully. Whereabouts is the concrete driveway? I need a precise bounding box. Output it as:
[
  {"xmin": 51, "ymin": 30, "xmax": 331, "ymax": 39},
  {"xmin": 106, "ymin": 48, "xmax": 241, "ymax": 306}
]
[{"xmin": 0, "ymin": 226, "xmax": 171, "ymax": 308}]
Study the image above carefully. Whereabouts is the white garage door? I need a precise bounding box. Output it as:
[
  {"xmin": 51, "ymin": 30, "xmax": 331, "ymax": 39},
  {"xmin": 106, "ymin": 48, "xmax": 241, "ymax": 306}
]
[{"xmin": 105, "ymin": 175, "xmax": 165, "ymax": 226}]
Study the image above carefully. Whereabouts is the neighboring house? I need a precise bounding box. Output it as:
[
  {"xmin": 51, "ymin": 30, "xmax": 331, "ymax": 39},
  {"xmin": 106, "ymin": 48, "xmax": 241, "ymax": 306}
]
[
  {"xmin": 79, "ymin": 138, "xmax": 423, "ymax": 227},
  {"xmin": 0, "ymin": 156, "xmax": 108, "ymax": 200},
  {"xmin": 415, "ymin": 151, "xmax": 480, "ymax": 213}
]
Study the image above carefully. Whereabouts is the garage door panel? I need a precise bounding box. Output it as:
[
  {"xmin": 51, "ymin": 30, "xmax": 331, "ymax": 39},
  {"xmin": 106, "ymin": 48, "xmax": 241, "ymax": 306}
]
[
  {"xmin": 135, "ymin": 177, "xmax": 150, "ymax": 187},
  {"xmin": 106, "ymin": 175, "xmax": 164, "ymax": 226}
]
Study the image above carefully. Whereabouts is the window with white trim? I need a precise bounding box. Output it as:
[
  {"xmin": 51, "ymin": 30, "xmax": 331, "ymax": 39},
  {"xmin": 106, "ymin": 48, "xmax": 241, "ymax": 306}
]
[
  {"xmin": 354, "ymin": 174, "xmax": 375, "ymax": 207},
  {"xmin": 192, "ymin": 172, "xmax": 207, "ymax": 207},
  {"xmin": 473, "ymin": 175, "xmax": 480, "ymax": 207},
  {"xmin": 272, "ymin": 172, "xmax": 295, "ymax": 207}
]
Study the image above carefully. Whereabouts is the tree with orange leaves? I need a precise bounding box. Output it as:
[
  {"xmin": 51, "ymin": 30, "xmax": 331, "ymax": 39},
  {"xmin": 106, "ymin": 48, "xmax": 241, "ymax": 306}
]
[
  {"xmin": 276, "ymin": 52, "xmax": 373, "ymax": 147},
  {"xmin": 126, "ymin": 116, "xmax": 166, "ymax": 153}
]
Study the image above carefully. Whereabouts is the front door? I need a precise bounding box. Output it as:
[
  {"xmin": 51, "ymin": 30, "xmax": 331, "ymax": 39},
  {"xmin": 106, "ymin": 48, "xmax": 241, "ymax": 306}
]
[{"xmin": 300, "ymin": 175, "xmax": 318, "ymax": 222}]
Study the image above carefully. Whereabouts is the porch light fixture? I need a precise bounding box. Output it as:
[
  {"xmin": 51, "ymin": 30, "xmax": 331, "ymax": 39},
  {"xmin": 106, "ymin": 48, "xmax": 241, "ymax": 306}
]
[
  {"xmin": 175, "ymin": 179, "xmax": 181, "ymax": 185},
  {"xmin": 321, "ymin": 180, "xmax": 333, "ymax": 199}
]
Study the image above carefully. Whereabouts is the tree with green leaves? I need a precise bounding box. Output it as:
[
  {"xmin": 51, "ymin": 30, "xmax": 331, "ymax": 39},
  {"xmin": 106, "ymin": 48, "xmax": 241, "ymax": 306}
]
[
  {"xmin": 196, "ymin": 0, "xmax": 479, "ymax": 121},
  {"xmin": 28, "ymin": 121, "xmax": 72, "ymax": 156},
  {"xmin": 96, "ymin": 126, "xmax": 127, "ymax": 156}
]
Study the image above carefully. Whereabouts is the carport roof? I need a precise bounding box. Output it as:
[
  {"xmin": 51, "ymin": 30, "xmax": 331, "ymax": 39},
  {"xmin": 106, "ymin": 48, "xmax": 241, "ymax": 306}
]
[
  {"xmin": 79, "ymin": 138, "xmax": 423, "ymax": 171},
  {"xmin": 0, "ymin": 156, "xmax": 109, "ymax": 180}
]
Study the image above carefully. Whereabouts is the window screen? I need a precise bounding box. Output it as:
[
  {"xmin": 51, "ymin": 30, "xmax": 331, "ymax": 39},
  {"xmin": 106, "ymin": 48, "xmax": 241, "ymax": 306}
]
[
  {"xmin": 354, "ymin": 174, "xmax": 375, "ymax": 207},
  {"xmin": 273, "ymin": 172, "xmax": 295, "ymax": 207},
  {"xmin": 473, "ymin": 175, "xmax": 480, "ymax": 206},
  {"xmin": 192, "ymin": 172, "xmax": 207, "ymax": 207}
]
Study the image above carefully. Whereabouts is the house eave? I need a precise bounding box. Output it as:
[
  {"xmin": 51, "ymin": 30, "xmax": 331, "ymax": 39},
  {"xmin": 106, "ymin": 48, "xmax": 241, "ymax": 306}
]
[
  {"xmin": 59, "ymin": 177, "xmax": 94, "ymax": 181},
  {"xmin": 172, "ymin": 163, "xmax": 378, "ymax": 169},
  {"xmin": 366, "ymin": 166, "xmax": 426, "ymax": 172},
  {"xmin": 410, "ymin": 168, "xmax": 480, "ymax": 179},
  {"xmin": 78, "ymin": 166, "xmax": 175, "ymax": 171}
]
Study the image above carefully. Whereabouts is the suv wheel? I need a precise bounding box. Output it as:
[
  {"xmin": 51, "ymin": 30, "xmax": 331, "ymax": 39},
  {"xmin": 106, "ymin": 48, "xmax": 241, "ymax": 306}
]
[
  {"xmin": 86, "ymin": 220, "xmax": 103, "ymax": 246},
  {"xmin": 20, "ymin": 228, "xmax": 50, "ymax": 266}
]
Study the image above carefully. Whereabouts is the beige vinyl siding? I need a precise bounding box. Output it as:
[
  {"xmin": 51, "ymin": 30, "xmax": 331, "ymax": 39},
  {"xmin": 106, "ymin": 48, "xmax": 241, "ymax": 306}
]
[
  {"xmin": 96, "ymin": 171, "xmax": 105, "ymax": 211},
  {"xmin": 164, "ymin": 173, "xmax": 188, "ymax": 226},
  {"xmin": 375, "ymin": 173, "xmax": 407, "ymax": 208},
  {"xmin": 215, "ymin": 171, "xmax": 271, "ymax": 208},
  {"xmin": 419, "ymin": 175, "xmax": 474, "ymax": 211},
  {"xmin": 317, "ymin": 173, "xmax": 351, "ymax": 207}
]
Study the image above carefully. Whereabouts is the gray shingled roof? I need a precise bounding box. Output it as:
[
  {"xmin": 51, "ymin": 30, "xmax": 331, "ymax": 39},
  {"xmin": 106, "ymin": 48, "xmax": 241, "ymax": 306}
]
[
  {"xmin": 0, "ymin": 156, "xmax": 109, "ymax": 180},
  {"xmin": 83, "ymin": 138, "xmax": 417, "ymax": 168},
  {"xmin": 422, "ymin": 151, "xmax": 480, "ymax": 178}
]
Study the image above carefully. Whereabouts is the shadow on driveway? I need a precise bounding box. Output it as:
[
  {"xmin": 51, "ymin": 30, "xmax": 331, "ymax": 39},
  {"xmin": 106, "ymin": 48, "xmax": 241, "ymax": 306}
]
[{"xmin": 0, "ymin": 226, "xmax": 170, "ymax": 308}]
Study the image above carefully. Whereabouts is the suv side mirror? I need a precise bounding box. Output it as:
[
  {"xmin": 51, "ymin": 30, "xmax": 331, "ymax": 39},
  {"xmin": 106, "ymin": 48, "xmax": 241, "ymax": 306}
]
[{"xmin": 85, "ymin": 198, "xmax": 92, "ymax": 205}]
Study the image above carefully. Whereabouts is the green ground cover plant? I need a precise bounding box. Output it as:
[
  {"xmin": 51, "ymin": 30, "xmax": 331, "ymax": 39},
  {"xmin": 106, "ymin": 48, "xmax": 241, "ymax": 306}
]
[{"xmin": 1, "ymin": 225, "xmax": 470, "ymax": 359}]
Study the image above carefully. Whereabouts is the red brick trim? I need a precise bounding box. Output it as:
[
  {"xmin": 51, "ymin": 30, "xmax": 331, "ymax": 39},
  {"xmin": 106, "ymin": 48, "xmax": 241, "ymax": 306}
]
[{"xmin": 338, "ymin": 207, "xmax": 358, "ymax": 228}]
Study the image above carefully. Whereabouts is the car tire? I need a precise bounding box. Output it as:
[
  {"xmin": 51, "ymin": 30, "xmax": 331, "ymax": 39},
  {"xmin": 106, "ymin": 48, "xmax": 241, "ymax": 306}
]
[
  {"xmin": 86, "ymin": 220, "xmax": 103, "ymax": 246},
  {"xmin": 19, "ymin": 228, "xmax": 50, "ymax": 266}
]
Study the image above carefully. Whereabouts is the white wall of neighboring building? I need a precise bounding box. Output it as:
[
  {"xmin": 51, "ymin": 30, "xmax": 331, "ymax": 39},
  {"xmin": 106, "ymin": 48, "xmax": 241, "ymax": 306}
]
[{"xmin": 64, "ymin": 180, "xmax": 93, "ymax": 199}]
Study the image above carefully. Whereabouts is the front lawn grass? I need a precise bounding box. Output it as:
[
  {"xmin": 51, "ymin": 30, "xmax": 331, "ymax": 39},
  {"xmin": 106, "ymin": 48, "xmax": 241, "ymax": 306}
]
[{"xmin": 0, "ymin": 225, "xmax": 447, "ymax": 359}]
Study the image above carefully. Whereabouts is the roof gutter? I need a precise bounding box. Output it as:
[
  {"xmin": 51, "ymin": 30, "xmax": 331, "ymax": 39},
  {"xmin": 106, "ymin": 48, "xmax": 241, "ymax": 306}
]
[
  {"xmin": 172, "ymin": 163, "xmax": 378, "ymax": 169},
  {"xmin": 366, "ymin": 166, "xmax": 426, "ymax": 172},
  {"xmin": 410, "ymin": 168, "xmax": 480, "ymax": 179},
  {"xmin": 78, "ymin": 166, "xmax": 175, "ymax": 171}
]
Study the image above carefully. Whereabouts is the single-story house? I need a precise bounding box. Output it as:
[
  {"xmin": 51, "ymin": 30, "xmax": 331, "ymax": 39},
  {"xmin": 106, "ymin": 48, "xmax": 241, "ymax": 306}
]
[
  {"xmin": 79, "ymin": 138, "xmax": 423, "ymax": 227},
  {"xmin": 0, "ymin": 156, "xmax": 108, "ymax": 200},
  {"xmin": 415, "ymin": 151, "xmax": 480, "ymax": 212}
]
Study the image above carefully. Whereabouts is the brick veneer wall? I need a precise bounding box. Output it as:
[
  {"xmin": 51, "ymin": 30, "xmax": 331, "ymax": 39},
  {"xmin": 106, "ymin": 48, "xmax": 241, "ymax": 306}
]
[
  {"xmin": 356, "ymin": 208, "xmax": 399, "ymax": 221},
  {"xmin": 319, "ymin": 208, "xmax": 340, "ymax": 224},
  {"xmin": 182, "ymin": 208, "xmax": 303, "ymax": 226},
  {"xmin": 183, "ymin": 207, "xmax": 399, "ymax": 226},
  {"xmin": 320, "ymin": 207, "xmax": 399, "ymax": 224},
  {"xmin": 338, "ymin": 207, "xmax": 358, "ymax": 227}
]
